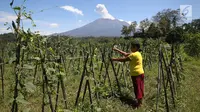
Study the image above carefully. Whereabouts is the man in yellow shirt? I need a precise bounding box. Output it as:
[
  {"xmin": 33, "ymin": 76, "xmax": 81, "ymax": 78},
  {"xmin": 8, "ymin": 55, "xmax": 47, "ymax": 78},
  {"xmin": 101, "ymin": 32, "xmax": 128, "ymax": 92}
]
[{"xmin": 112, "ymin": 41, "xmax": 144, "ymax": 108}]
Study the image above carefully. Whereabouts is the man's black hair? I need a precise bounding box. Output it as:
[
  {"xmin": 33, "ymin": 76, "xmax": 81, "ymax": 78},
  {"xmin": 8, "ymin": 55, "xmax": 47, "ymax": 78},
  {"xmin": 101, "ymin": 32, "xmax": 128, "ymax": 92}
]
[{"xmin": 131, "ymin": 40, "xmax": 142, "ymax": 52}]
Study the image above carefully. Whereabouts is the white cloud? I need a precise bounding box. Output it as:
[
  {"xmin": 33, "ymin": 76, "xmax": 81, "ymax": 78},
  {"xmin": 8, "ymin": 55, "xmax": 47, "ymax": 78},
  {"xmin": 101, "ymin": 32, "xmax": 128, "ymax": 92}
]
[
  {"xmin": 60, "ymin": 5, "xmax": 83, "ymax": 16},
  {"xmin": 49, "ymin": 23, "xmax": 59, "ymax": 28},
  {"xmin": 94, "ymin": 4, "xmax": 132, "ymax": 24},
  {"xmin": 34, "ymin": 20, "xmax": 59, "ymax": 28},
  {"xmin": 0, "ymin": 11, "xmax": 17, "ymax": 23},
  {"xmin": 95, "ymin": 4, "xmax": 115, "ymax": 20}
]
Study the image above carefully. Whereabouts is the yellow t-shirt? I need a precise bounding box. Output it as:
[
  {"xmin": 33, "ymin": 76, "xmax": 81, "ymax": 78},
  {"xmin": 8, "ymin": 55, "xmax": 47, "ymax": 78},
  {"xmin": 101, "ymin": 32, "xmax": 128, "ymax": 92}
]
[{"xmin": 128, "ymin": 51, "xmax": 144, "ymax": 76}]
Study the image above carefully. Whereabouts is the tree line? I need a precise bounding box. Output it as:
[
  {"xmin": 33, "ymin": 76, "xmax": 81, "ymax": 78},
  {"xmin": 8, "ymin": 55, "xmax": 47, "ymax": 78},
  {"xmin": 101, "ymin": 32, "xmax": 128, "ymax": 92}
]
[{"xmin": 121, "ymin": 9, "xmax": 200, "ymax": 39}]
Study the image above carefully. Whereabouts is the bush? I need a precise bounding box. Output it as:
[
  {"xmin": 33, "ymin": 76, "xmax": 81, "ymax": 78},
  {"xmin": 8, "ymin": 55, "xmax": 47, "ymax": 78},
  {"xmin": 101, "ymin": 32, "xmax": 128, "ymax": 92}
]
[{"xmin": 184, "ymin": 33, "xmax": 200, "ymax": 57}]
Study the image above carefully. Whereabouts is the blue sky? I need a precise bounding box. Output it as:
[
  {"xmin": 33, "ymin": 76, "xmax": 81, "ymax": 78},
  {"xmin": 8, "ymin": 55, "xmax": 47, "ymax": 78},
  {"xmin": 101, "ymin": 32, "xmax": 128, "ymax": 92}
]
[{"xmin": 0, "ymin": 0, "xmax": 200, "ymax": 35}]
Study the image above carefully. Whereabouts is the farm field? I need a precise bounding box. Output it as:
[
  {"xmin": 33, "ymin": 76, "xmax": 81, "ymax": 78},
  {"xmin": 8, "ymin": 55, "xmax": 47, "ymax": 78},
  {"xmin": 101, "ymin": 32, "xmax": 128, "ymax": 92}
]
[{"xmin": 0, "ymin": 37, "xmax": 200, "ymax": 112}]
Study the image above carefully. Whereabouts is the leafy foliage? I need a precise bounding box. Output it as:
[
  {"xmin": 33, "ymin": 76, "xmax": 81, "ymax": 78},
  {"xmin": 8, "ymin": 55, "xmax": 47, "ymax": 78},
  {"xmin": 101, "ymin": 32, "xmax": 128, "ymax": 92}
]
[
  {"xmin": 121, "ymin": 25, "xmax": 131, "ymax": 37},
  {"xmin": 147, "ymin": 23, "xmax": 162, "ymax": 38},
  {"xmin": 184, "ymin": 33, "xmax": 200, "ymax": 57},
  {"xmin": 166, "ymin": 27, "xmax": 185, "ymax": 44},
  {"xmin": 140, "ymin": 18, "xmax": 151, "ymax": 33}
]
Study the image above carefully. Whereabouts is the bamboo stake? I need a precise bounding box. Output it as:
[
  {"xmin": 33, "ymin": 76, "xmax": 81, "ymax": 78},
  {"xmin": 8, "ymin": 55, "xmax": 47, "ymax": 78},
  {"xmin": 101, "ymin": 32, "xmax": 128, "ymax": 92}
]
[
  {"xmin": 109, "ymin": 55, "xmax": 121, "ymax": 95},
  {"xmin": 160, "ymin": 51, "xmax": 169, "ymax": 112},
  {"xmin": 75, "ymin": 53, "xmax": 89, "ymax": 106}
]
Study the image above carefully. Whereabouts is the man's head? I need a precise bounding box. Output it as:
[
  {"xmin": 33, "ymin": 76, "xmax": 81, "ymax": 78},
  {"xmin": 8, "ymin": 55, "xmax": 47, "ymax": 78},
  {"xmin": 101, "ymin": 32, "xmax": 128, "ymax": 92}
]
[{"xmin": 131, "ymin": 41, "xmax": 140, "ymax": 52}]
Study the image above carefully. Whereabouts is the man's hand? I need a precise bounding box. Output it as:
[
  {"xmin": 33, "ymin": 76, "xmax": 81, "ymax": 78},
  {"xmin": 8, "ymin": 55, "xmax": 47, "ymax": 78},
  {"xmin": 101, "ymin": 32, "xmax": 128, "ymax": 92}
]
[
  {"xmin": 112, "ymin": 45, "xmax": 118, "ymax": 51},
  {"xmin": 112, "ymin": 45, "xmax": 131, "ymax": 57},
  {"xmin": 111, "ymin": 58, "xmax": 117, "ymax": 61}
]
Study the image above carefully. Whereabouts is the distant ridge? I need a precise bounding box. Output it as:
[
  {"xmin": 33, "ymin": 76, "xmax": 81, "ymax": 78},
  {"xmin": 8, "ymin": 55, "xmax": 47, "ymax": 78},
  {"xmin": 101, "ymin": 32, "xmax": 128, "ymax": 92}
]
[{"xmin": 54, "ymin": 18, "xmax": 130, "ymax": 37}]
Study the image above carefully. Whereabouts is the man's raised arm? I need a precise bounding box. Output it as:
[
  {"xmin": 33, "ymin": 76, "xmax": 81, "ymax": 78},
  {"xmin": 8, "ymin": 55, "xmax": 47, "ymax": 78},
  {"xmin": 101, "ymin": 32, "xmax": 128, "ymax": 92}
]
[{"xmin": 113, "ymin": 47, "xmax": 130, "ymax": 57}]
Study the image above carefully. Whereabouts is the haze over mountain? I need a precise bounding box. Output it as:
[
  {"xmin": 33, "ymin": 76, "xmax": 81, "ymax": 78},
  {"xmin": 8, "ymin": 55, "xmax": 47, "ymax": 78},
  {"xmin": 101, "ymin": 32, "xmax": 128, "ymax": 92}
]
[{"xmin": 55, "ymin": 18, "xmax": 130, "ymax": 37}]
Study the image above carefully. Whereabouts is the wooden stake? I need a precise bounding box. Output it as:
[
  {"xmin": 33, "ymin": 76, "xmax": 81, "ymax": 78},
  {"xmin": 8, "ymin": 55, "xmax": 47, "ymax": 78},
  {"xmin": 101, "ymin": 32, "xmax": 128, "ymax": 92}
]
[{"xmin": 75, "ymin": 53, "xmax": 89, "ymax": 106}]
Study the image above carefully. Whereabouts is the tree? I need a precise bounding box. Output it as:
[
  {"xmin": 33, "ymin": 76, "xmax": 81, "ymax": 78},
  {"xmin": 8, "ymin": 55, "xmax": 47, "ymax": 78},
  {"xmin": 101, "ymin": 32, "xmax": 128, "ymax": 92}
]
[
  {"xmin": 182, "ymin": 19, "xmax": 200, "ymax": 33},
  {"xmin": 165, "ymin": 27, "xmax": 184, "ymax": 44},
  {"xmin": 153, "ymin": 9, "xmax": 183, "ymax": 24},
  {"xmin": 140, "ymin": 18, "xmax": 151, "ymax": 33},
  {"xmin": 158, "ymin": 16, "xmax": 171, "ymax": 36},
  {"xmin": 129, "ymin": 21, "xmax": 137, "ymax": 36},
  {"xmin": 0, "ymin": 33, "xmax": 16, "ymax": 42},
  {"xmin": 121, "ymin": 25, "xmax": 131, "ymax": 37},
  {"xmin": 147, "ymin": 23, "xmax": 162, "ymax": 38},
  {"xmin": 192, "ymin": 19, "xmax": 200, "ymax": 31},
  {"xmin": 153, "ymin": 9, "xmax": 185, "ymax": 37}
]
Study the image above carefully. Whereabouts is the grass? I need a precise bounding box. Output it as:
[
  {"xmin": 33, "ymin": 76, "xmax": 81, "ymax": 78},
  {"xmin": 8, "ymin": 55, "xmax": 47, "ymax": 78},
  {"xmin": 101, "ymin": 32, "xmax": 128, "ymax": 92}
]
[
  {"xmin": 176, "ymin": 58, "xmax": 200, "ymax": 112},
  {"xmin": 0, "ymin": 58, "xmax": 200, "ymax": 112}
]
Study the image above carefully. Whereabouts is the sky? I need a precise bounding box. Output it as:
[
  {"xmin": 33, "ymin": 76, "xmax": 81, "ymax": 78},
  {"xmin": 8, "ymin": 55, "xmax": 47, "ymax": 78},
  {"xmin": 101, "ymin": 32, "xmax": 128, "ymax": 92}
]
[{"xmin": 0, "ymin": 0, "xmax": 200, "ymax": 35}]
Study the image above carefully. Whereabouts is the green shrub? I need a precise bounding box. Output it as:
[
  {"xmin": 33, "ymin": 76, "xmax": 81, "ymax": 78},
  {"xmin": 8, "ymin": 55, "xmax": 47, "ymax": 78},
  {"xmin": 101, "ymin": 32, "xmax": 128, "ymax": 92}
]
[{"xmin": 184, "ymin": 33, "xmax": 200, "ymax": 57}]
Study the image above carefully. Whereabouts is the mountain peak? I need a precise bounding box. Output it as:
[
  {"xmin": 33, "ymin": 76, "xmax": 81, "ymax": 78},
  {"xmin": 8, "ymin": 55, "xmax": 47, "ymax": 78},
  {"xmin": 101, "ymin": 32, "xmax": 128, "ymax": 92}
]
[
  {"xmin": 95, "ymin": 18, "xmax": 130, "ymax": 24},
  {"xmin": 58, "ymin": 18, "xmax": 130, "ymax": 37}
]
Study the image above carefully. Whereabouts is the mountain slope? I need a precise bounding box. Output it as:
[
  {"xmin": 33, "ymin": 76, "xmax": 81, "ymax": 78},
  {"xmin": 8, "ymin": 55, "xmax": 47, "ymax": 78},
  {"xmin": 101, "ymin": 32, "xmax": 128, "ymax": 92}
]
[{"xmin": 58, "ymin": 18, "xmax": 130, "ymax": 37}]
